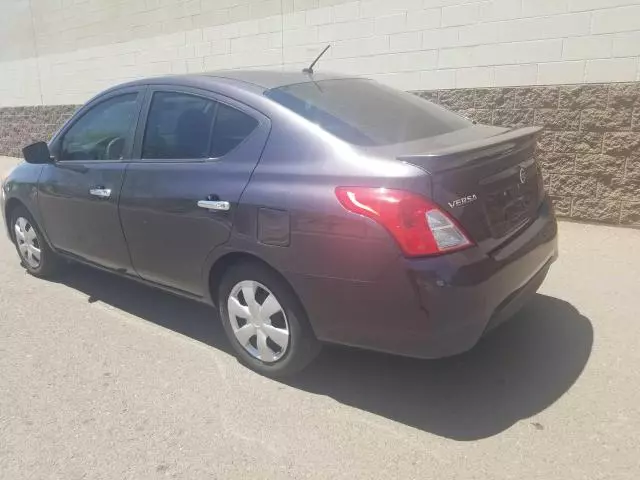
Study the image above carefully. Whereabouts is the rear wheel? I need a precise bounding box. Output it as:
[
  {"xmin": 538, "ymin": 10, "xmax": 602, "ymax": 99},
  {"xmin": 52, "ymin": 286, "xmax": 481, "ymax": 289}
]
[
  {"xmin": 10, "ymin": 206, "xmax": 60, "ymax": 278},
  {"xmin": 218, "ymin": 262, "xmax": 321, "ymax": 377}
]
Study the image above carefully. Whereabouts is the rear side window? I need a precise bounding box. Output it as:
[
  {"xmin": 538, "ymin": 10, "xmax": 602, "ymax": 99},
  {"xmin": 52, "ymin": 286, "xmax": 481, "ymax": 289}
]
[
  {"xmin": 142, "ymin": 92, "xmax": 216, "ymax": 159},
  {"xmin": 60, "ymin": 93, "xmax": 138, "ymax": 161},
  {"xmin": 210, "ymin": 103, "xmax": 259, "ymax": 158},
  {"xmin": 265, "ymin": 79, "xmax": 471, "ymax": 146},
  {"xmin": 142, "ymin": 92, "xmax": 258, "ymax": 160}
]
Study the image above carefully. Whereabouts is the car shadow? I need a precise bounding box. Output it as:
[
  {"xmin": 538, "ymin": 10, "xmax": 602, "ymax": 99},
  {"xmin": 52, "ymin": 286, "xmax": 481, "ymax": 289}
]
[
  {"xmin": 53, "ymin": 262, "xmax": 233, "ymax": 356},
  {"xmin": 286, "ymin": 295, "xmax": 593, "ymax": 440},
  {"xmin": 53, "ymin": 263, "xmax": 593, "ymax": 441}
]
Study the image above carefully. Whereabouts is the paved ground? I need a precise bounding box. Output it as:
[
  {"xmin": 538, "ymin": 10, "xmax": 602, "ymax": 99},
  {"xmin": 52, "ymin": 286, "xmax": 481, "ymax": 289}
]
[{"xmin": 1, "ymin": 156, "xmax": 639, "ymax": 479}]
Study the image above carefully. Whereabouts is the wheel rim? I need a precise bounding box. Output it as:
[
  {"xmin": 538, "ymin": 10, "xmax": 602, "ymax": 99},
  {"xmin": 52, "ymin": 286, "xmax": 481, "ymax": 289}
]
[
  {"xmin": 14, "ymin": 217, "xmax": 41, "ymax": 269},
  {"xmin": 227, "ymin": 280, "xmax": 290, "ymax": 363}
]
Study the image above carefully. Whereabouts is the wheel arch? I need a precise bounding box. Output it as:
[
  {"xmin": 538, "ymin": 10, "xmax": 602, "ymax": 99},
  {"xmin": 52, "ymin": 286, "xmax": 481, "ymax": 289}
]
[
  {"xmin": 209, "ymin": 252, "xmax": 284, "ymax": 303},
  {"xmin": 4, "ymin": 197, "xmax": 55, "ymax": 251},
  {"xmin": 207, "ymin": 251, "xmax": 315, "ymax": 334},
  {"xmin": 4, "ymin": 197, "xmax": 27, "ymax": 243}
]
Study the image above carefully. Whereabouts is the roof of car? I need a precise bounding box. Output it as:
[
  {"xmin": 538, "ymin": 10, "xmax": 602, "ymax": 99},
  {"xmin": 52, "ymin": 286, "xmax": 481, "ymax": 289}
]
[
  {"xmin": 200, "ymin": 70, "xmax": 356, "ymax": 89},
  {"xmin": 114, "ymin": 70, "xmax": 357, "ymax": 93}
]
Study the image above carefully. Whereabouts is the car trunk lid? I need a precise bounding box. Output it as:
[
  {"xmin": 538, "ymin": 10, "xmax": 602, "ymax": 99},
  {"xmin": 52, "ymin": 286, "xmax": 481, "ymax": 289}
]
[{"xmin": 381, "ymin": 126, "xmax": 545, "ymax": 252}]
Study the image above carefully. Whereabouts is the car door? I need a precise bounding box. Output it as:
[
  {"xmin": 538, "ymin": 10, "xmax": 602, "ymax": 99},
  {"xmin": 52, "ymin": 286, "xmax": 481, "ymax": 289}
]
[
  {"xmin": 38, "ymin": 87, "xmax": 145, "ymax": 272},
  {"xmin": 118, "ymin": 86, "xmax": 270, "ymax": 295}
]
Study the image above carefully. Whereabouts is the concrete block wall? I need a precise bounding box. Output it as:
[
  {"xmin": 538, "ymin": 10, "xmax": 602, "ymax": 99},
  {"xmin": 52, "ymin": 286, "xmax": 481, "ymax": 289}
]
[
  {"xmin": 417, "ymin": 84, "xmax": 640, "ymax": 226},
  {"xmin": 3, "ymin": 0, "xmax": 640, "ymax": 105},
  {"xmin": 1, "ymin": 0, "xmax": 640, "ymax": 225}
]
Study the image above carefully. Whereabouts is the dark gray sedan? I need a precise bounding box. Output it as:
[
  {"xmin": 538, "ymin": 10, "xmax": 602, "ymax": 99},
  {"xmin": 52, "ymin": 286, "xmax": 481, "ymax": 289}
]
[{"xmin": 1, "ymin": 71, "xmax": 558, "ymax": 377}]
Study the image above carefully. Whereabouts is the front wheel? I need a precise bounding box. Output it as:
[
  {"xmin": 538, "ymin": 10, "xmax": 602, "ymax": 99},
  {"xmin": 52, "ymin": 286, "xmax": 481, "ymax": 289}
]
[
  {"xmin": 10, "ymin": 206, "xmax": 61, "ymax": 278},
  {"xmin": 218, "ymin": 262, "xmax": 321, "ymax": 377}
]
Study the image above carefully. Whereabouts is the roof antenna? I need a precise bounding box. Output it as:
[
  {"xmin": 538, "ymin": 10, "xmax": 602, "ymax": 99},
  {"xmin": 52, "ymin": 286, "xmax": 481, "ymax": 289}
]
[{"xmin": 302, "ymin": 44, "xmax": 331, "ymax": 75}]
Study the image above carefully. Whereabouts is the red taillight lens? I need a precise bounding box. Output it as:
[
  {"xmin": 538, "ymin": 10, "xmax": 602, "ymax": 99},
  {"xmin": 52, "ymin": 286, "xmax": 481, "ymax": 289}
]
[{"xmin": 335, "ymin": 187, "xmax": 473, "ymax": 257}]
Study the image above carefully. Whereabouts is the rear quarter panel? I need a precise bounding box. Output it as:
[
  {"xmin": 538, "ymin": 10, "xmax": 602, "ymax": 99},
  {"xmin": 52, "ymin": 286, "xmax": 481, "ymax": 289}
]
[
  {"xmin": 228, "ymin": 109, "xmax": 431, "ymax": 281},
  {"xmin": 209, "ymin": 109, "xmax": 432, "ymax": 342}
]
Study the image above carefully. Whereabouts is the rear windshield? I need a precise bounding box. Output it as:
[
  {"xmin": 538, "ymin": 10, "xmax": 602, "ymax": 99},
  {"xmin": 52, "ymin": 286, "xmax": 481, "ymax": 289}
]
[{"xmin": 265, "ymin": 79, "xmax": 471, "ymax": 146}]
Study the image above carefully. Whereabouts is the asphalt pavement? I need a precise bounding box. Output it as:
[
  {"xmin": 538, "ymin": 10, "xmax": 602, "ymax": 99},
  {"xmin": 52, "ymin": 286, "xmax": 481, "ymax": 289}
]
[{"xmin": 1, "ymin": 156, "xmax": 639, "ymax": 479}]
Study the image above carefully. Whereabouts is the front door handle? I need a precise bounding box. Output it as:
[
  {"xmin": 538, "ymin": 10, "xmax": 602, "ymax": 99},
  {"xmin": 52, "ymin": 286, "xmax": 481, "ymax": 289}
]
[
  {"xmin": 89, "ymin": 187, "xmax": 112, "ymax": 199},
  {"xmin": 197, "ymin": 200, "xmax": 230, "ymax": 211}
]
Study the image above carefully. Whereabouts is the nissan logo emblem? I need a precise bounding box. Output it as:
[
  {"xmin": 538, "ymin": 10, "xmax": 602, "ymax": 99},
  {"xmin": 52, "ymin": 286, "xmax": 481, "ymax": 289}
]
[{"xmin": 519, "ymin": 167, "xmax": 527, "ymax": 184}]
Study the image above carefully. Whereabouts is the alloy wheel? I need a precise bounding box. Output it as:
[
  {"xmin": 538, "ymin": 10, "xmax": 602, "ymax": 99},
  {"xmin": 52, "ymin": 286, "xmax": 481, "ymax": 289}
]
[{"xmin": 227, "ymin": 280, "xmax": 290, "ymax": 363}]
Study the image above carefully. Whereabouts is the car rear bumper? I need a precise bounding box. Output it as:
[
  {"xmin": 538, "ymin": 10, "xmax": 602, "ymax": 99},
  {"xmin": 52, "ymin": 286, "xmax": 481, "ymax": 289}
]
[{"xmin": 293, "ymin": 197, "xmax": 558, "ymax": 359}]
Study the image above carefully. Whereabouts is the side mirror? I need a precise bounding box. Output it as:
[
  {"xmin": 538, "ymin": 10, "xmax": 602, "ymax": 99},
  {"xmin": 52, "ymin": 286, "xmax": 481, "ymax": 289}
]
[{"xmin": 23, "ymin": 142, "xmax": 54, "ymax": 164}]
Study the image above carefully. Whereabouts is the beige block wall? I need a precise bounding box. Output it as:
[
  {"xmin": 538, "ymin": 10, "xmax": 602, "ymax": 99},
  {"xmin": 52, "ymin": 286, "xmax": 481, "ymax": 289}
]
[
  {"xmin": 3, "ymin": 0, "xmax": 640, "ymax": 107},
  {"xmin": 0, "ymin": 0, "xmax": 36, "ymax": 62}
]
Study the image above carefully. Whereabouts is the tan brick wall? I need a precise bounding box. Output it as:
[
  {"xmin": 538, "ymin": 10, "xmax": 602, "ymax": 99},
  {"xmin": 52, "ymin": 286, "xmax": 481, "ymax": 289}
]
[{"xmin": 415, "ymin": 83, "xmax": 640, "ymax": 226}]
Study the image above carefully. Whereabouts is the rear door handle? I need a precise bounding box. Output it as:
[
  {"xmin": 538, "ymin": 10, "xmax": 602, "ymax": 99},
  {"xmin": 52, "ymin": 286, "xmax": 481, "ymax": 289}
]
[
  {"xmin": 197, "ymin": 200, "xmax": 230, "ymax": 211},
  {"xmin": 89, "ymin": 187, "xmax": 111, "ymax": 199}
]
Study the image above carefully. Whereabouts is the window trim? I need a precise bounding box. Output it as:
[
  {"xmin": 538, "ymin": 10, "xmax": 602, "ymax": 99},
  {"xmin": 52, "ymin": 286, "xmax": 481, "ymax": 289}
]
[
  {"xmin": 130, "ymin": 85, "xmax": 266, "ymax": 164},
  {"xmin": 50, "ymin": 87, "xmax": 145, "ymax": 164}
]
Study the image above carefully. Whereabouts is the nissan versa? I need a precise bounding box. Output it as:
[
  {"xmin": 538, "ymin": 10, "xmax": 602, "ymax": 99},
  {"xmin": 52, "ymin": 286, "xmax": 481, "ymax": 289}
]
[{"xmin": 1, "ymin": 70, "xmax": 558, "ymax": 377}]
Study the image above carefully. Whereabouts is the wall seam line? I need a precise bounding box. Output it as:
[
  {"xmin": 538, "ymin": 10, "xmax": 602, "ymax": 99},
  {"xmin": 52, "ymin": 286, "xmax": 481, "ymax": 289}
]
[
  {"xmin": 280, "ymin": 0, "xmax": 285, "ymax": 68},
  {"xmin": 26, "ymin": 0, "xmax": 44, "ymax": 106}
]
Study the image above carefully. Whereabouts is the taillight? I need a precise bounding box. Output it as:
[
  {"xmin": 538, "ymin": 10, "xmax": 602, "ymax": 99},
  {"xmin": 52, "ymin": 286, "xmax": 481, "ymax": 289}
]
[{"xmin": 335, "ymin": 187, "xmax": 473, "ymax": 257}]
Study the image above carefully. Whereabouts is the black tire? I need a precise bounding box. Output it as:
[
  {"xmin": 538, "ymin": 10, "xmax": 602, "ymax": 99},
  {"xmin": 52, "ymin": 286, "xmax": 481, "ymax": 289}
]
[
  {"xmin": 218, "ymin": 261, "xmax": 321, "ymax": 377},
  {"xmin": 10, "ymin": 206, "xmax": 61, "ymax": 278}
]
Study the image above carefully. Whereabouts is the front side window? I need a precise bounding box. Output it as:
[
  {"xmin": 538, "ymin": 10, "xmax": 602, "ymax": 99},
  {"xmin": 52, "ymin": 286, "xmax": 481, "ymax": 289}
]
[
  {"xmin": 265, "ymin": 79, "xmax": 471, "ymax": 146},
  {"xmin": 60, "ymin": 93, "xmax": 138, "ymax": 161},
  {"xmin": 142, "ymin": 91, "xmax": 259, "ymax": 160}
]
